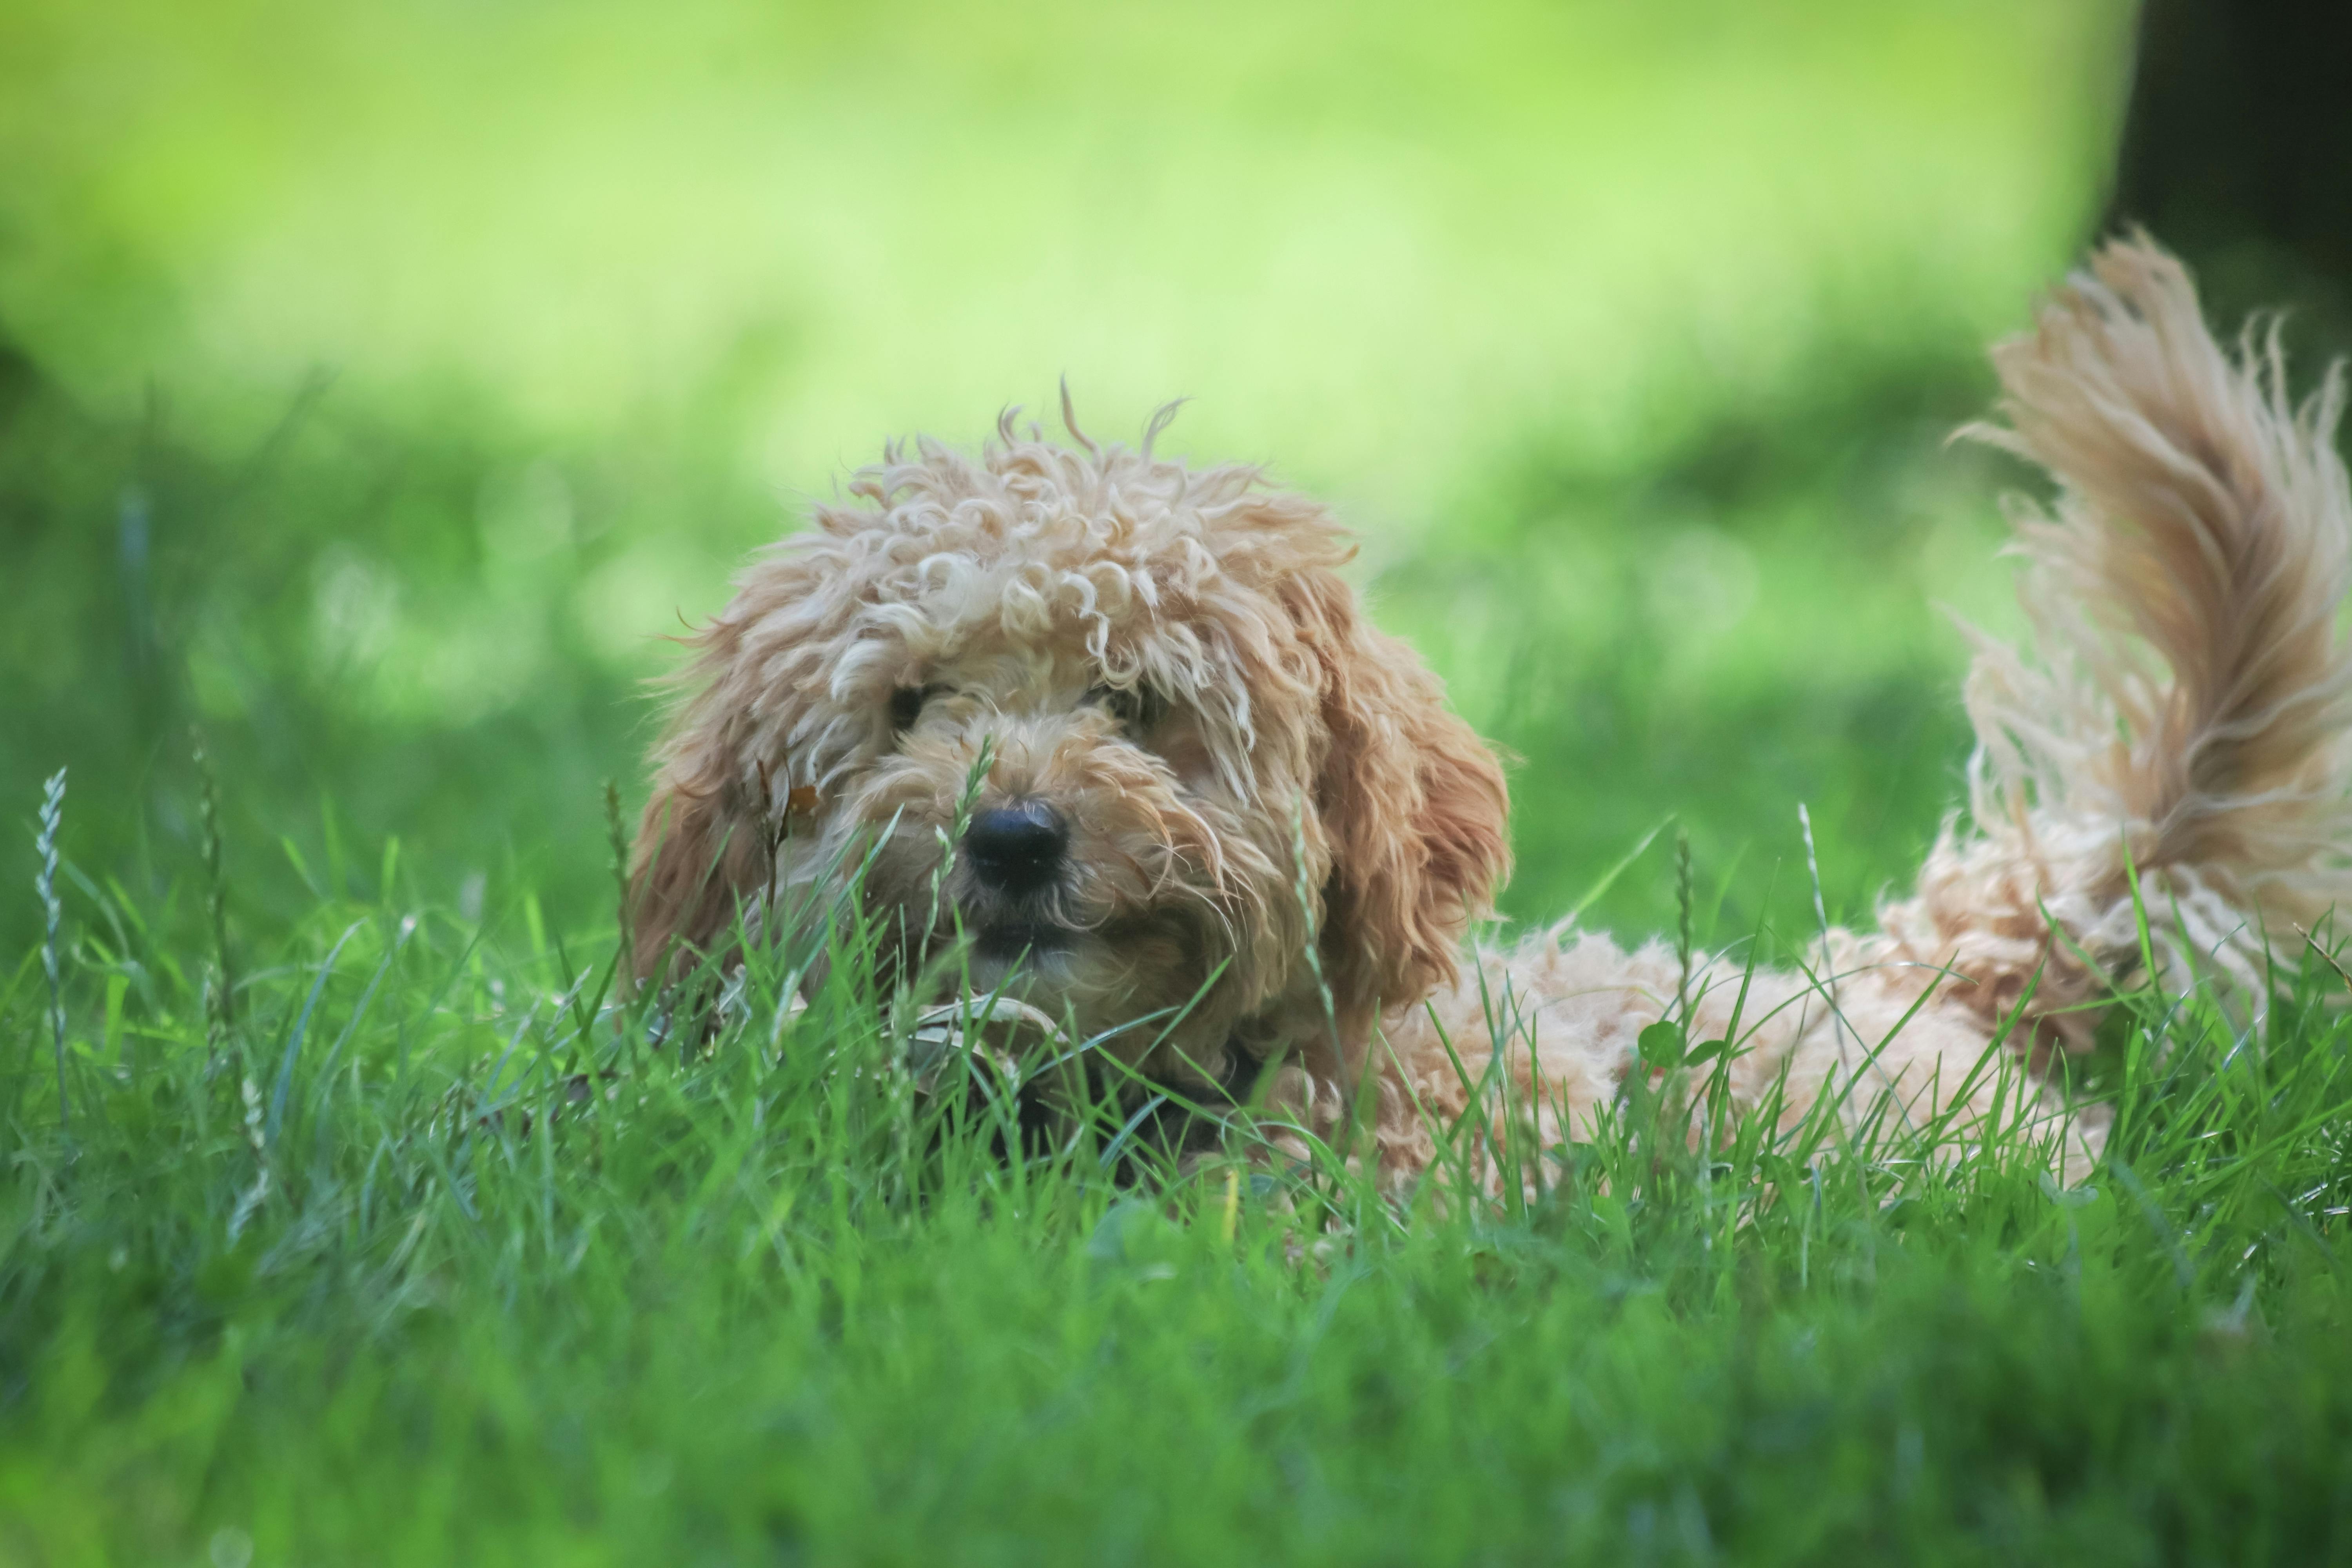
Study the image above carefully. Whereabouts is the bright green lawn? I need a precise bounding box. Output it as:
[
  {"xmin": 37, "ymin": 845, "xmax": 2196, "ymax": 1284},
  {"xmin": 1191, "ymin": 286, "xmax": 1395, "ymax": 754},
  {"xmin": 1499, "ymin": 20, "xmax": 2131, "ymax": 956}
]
[
  {"xmin": 12, "ymin": 1, "xmax": 2352, "ymax": 1562},
  {"xmin": 5, "ymin": 824, "xmax": 2352, "ymax": 1563}
]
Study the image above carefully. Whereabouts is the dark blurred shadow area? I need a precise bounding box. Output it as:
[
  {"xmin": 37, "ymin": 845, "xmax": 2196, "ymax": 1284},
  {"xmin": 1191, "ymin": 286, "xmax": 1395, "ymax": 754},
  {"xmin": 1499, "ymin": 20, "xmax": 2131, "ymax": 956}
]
[{"xmin": 2107, "ymin": 0, "xmax": 2352, "ymax": 366}]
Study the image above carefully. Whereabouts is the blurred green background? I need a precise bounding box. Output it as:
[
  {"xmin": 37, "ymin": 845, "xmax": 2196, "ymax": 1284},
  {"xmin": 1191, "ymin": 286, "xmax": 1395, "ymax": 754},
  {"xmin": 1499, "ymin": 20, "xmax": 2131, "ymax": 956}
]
[{"xmin": 2, "ymin": 0, "xmax": 2151, "ymax": 955}]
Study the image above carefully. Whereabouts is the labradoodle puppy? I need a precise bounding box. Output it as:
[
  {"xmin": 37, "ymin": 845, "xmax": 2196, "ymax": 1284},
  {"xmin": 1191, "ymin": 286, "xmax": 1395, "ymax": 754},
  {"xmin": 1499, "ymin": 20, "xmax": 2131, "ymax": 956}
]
[{"xmin": 629, "ymin": 238, "xmax": 2352, "ymax": 1188}]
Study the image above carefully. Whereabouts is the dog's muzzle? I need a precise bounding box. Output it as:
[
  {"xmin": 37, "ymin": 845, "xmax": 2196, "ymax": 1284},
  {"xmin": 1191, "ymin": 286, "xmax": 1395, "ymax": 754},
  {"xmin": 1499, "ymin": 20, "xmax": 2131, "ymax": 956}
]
[{"xmin": 959, "ymin": 801, "xmax": 1077, "ymax": 962}]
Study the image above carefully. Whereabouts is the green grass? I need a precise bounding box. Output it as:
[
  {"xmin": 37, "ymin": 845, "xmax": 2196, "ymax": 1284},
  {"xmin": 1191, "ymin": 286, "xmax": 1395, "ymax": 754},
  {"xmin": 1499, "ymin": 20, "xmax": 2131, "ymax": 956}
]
[{"xmin": 6, "ymin": 795, "xmax": 2352, "ymax": 1564}]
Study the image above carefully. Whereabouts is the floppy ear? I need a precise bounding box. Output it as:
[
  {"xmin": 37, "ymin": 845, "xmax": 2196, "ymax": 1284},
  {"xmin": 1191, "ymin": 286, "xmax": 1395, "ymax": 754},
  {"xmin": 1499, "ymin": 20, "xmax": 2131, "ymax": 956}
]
[
  {"xmin": 626, "ymin": 549, "xmax": 843, "ymax": 984},
  {"xmin": 1283, "ymin": 569, "xmax": 1512, "ymax": 1036},
  {"xmin": 627, "ymin": 703, "xmax": 769, "ymax": 984}
]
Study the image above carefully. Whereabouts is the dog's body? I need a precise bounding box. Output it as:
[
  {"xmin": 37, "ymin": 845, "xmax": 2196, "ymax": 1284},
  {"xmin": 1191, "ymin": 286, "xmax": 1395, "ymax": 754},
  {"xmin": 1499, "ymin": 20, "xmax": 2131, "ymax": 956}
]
[{"xmin": 632, "ymin": 240, "xmax": 2352, "ymax": 1187}]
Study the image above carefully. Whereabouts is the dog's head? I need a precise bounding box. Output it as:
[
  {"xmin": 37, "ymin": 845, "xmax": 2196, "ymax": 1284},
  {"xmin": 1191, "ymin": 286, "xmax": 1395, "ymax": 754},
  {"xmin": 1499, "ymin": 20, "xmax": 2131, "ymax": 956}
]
[{"xmin": 630, "ymin": 412, "xmax": 1509, "ymax": 1082}]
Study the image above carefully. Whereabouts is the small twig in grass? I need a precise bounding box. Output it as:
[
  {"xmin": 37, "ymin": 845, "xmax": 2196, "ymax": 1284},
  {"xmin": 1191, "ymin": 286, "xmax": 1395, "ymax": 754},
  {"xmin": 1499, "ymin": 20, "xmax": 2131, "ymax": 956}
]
[
  {"xmin": 34, "ymin": 768, "xmax": 68, "ymax": 1136},
  {"xmin": 2295, "ymin": 924, "xmax": 2352, "ymax": 996},
  {"xmin": 753, "ymin": 759, "xmax": 792, "ymax": 946}
]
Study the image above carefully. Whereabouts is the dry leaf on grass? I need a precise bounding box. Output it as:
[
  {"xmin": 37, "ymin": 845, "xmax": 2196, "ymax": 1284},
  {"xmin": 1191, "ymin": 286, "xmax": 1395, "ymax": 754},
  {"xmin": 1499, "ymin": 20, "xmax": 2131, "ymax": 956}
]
[{"xmin": 906, "ymin": 995, "xmax": 1067, "ymax": 1096}]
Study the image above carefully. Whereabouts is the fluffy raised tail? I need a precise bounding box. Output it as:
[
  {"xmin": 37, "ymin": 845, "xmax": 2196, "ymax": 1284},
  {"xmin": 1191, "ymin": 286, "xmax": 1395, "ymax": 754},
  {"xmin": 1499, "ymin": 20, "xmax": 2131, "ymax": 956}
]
[
  {"xmin": 1374, "ymin": 237, "xmax": 2352, "ymax": 1189},
  {"xmin": 1893, "ymin": 236, "xmax": 2352, "ymax": 1043}
]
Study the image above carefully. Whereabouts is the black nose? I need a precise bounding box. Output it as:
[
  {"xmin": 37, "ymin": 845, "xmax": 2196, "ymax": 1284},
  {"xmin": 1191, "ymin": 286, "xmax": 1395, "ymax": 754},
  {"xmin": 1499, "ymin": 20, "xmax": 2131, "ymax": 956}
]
[{"xmin": 962, "ymin": 802, "xmax": 1068, "ymax": 893}]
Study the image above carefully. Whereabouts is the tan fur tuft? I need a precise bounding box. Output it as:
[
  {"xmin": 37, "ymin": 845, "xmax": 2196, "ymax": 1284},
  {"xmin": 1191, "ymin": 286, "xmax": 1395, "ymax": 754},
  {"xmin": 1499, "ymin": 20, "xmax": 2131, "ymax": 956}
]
[
  {"xmin": 1282, "ymin": 568, "xmax": 1512, "ymax": 1060},
  {"xmin": 1967, "ymin": 237, "xmax": 2352, "ymax": 918},
  {"xmin": 1888, "ymin": 235, "xmax": 2352, "ymax": 1036}
]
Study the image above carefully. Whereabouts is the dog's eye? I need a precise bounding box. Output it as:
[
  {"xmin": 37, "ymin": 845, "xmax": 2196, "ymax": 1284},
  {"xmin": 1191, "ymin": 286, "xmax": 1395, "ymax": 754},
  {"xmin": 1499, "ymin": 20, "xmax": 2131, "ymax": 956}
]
[
  {"xmin": 1087, "ymin": 682, "xmax": 1166, "ymax": 733},
  {"xmin": 888, "ymin": 685, "xmax": 938, "ymax": 732}
]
